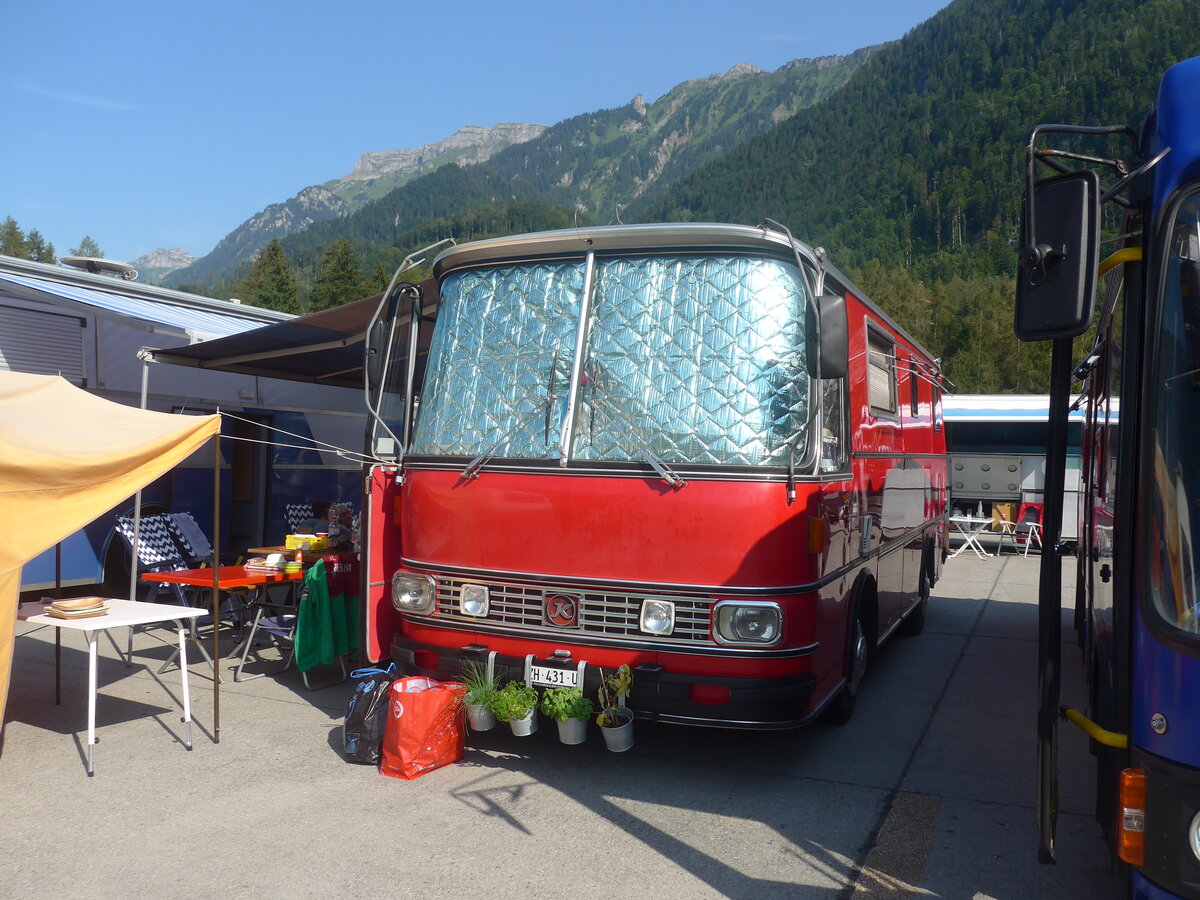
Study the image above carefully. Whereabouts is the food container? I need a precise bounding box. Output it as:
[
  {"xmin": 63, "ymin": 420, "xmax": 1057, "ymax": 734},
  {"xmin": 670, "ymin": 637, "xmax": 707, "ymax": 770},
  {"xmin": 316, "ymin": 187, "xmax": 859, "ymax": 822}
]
[{"xmin": 285, "ymin": 534, "xmax": 328, "ymax": 551}]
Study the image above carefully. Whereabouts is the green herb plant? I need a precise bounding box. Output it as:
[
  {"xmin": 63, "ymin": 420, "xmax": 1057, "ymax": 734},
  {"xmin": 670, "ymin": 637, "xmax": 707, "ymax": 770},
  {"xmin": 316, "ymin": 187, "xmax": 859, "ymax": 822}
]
[
  {"xmin": 539, "ymin": 686, "xmax": 594, "ymax": 724},
  {"xmin": 459, "ymin": 660, "xmax": 502, "ymax": 709},
  {"xmin": 487, "ymin": 680, "xmax": 538, "ymax": 723}
]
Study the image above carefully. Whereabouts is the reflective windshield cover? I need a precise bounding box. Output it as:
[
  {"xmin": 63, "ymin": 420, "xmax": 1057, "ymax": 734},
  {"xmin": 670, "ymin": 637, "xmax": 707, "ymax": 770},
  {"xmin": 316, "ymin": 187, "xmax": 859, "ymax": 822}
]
[
  {"xmin": 1148, "ymin": 191, "xmax": 1200, "ymax": 641},
  {"xmin": 410, "ymin": 253, "xmax": 812, "ymax": 468}
]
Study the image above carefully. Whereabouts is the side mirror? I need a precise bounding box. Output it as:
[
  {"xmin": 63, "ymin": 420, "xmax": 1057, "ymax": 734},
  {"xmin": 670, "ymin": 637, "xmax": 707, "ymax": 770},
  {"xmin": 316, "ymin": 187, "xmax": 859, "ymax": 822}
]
[
  {"xmin": 806, "ymin": 293, "xmax": 849, "ymax": 379},
  {"xmin": 1016, "ymin": 170, "xmax": 1100, "ymax": 341}
]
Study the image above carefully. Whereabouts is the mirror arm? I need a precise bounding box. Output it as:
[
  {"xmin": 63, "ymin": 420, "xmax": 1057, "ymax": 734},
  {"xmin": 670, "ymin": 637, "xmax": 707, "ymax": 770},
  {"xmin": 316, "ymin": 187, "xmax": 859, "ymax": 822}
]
[{"xmin": 1023, "ymin": 124, "xmax": 1139, "ymax": 261}]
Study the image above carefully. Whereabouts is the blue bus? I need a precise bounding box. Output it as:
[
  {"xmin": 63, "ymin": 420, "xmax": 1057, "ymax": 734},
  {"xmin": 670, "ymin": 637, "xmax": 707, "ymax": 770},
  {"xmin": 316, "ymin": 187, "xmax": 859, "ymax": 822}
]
[{"xmin": 1018, "ymin": 56, "xmax": 1200, "ymax": 898}]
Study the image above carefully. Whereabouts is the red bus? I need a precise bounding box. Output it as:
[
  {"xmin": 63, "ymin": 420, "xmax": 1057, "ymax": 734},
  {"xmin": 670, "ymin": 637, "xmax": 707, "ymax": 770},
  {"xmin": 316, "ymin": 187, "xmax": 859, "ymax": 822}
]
[{"xmin": 362, "ymin": 222, "xmax": 948, "ymax": 727}]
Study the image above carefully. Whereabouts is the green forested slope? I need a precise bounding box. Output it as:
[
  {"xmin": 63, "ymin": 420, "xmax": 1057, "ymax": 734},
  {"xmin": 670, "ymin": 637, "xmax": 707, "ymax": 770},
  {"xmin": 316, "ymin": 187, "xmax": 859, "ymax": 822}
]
[
  {"xmin": 646, "ymin": 0, "xmax": 1198, "ymax": 271},
  {"xmin": 639, "ymin": 0, "xmax": 1199, "ymax": 389},
  {"xmin": 237, "ymin": 54, "xmax": 870, "ymax": 286}
]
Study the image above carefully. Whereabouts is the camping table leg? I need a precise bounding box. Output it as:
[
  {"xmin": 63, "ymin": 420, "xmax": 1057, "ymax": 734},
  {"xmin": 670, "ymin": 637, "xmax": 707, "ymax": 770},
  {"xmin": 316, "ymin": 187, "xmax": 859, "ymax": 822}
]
[
  {"xmin": 176, "ymin": 621, "xmax": 193, "ymax": 750},
  {"xmin": 87, "ymin": 631, "xmax": 98, "ymax": 776}
]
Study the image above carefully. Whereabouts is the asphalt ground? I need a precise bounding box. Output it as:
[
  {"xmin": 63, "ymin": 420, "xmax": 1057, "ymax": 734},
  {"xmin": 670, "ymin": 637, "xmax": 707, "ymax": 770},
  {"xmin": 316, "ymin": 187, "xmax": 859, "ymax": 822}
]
[{"xmin": 1, "ymin": 543, "xmax": 1123, "ymax": 899}]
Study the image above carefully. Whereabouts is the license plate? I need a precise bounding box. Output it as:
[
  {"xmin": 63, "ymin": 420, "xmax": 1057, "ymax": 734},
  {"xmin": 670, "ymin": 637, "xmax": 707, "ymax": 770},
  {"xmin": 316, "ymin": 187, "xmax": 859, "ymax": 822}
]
[{"xmin": 530, "ymin": 663, "xmax": 580, "ymax": 689}]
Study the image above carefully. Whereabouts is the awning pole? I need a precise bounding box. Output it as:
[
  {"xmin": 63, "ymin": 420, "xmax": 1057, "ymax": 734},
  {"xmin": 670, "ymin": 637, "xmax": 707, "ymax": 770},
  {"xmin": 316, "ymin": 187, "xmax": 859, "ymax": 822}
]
[
  {"xmin": 213, "ymin": 432, "xmax": 221, "ymax": 743},
  {"xmin": 128, "ymin": 355, "xmax": 152, "ymax": 605}
]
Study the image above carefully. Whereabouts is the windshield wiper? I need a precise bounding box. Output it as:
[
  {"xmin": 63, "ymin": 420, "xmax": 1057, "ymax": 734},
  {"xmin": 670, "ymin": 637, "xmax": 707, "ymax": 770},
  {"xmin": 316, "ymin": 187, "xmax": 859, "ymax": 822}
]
[
  {"xmin": 463, "ymin": 353, "xmax": 561, "ymax": 480},
  {"xmin": 584, "ymin": 364, "xmax": 687, "ymax": 489}
]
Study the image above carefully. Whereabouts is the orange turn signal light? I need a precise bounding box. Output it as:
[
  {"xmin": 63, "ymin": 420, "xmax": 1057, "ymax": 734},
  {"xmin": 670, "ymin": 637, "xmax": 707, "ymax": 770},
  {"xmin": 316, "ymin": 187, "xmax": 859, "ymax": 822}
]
[
  {"xmin": 1117, "ymin": 767, "xmax": 1146, "ymax": 866},
  {"xmin": 807, "ymin": 517, "xmax": 826, "ymax": 554}
]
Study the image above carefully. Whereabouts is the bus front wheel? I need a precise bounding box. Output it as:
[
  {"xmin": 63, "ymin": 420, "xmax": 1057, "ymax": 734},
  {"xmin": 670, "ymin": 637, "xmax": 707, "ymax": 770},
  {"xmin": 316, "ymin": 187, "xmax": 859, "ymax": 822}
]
[{"xmin": 823, "ymin": 604, "xmax": 869, "ymax": 725}]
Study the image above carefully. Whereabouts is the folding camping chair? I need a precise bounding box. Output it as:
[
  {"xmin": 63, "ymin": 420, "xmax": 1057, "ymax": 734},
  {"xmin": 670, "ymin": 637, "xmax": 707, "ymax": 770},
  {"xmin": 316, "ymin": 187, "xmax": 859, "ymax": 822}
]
[
  {"xmin": 1014, "ymin": 502, "xmax": 1045, "ymax": 557},
  {"xmin": 164, "ymin": 511, "xmax": 251, "ymax": 632},
  {"xmin": 233, "ymin": 558, "xmax": 348, "ymax": 689},
  {"xmin": 115, "ymin": 515, "xmax": 221, "ymax": 677},
  {"xmin": 285, "ymin": 504, "xmax": 312, "ymax": 534}
]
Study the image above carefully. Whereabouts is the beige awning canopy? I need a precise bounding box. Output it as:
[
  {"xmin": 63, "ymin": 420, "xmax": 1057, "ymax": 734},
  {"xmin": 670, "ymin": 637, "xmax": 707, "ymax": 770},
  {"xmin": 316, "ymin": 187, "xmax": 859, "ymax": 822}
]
[{"xmin": 0, "ymin": 372, "xmax": 220, "ymax": 727}]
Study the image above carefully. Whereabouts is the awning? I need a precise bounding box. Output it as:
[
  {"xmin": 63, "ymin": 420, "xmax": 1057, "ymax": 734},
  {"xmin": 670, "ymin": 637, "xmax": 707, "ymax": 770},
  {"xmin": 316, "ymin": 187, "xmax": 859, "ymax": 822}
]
[
  {"xmin": 149, "ymin": 280, "xmax": 439, "ymax": 390},
  {"xmin": 0, "ymin": 271, "xmax": 274, "ymax": 341},
  {"xmin": 0, "ymin": 372, "xmax": 221, "ymax": 728}
]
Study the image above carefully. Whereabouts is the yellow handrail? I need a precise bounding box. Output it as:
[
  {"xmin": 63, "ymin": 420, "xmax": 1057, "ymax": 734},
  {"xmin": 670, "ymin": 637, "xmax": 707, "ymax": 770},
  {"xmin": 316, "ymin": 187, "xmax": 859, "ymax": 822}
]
[
  {"xmin": 1099, "ymin": 246, "xmax": 1143, "ymax": 277},
  {"xmin": 1061, "ymin": 706, "xmax": 1128, "ymax": 748}
]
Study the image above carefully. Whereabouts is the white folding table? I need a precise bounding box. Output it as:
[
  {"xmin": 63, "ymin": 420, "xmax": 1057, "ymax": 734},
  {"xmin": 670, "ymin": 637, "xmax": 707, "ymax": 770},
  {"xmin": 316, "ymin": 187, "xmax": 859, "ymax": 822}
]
[
  {"xmin": 948, "ymin": 515, "xmax": 995, "ymax": 559},
  {"xmin": 21, "ymin": 598, "xmax": 203, "ymax": 776}
]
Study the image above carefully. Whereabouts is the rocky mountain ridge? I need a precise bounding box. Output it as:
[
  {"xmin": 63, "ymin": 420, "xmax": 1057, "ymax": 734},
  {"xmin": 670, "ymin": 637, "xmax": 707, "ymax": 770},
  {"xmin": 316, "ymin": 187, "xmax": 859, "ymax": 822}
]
[
  {"xmin": 129, "ymin": 247, "xmax": 195, "ymax": 283},
  {"xmin": 166, "ymin": 52, "xmax": 874, "ymax": 288},
  {"xmin": 337, "ymin": 123, "xmax": 547, "ymax": 186},
  {"xmin": 166, "ymin": 122, "xmax": 545, "ymax": 286}
]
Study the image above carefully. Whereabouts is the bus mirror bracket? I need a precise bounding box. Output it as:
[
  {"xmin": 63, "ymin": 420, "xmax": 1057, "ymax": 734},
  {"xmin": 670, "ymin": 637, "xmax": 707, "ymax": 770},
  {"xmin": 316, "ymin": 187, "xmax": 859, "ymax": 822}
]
[
  {"xmin": 806, "ymin": 293, "xmax": 848, "ymax": 379},
  {"xmin": 1015, "ymin": 170, "xmax": 1100, "ymax": 341}
]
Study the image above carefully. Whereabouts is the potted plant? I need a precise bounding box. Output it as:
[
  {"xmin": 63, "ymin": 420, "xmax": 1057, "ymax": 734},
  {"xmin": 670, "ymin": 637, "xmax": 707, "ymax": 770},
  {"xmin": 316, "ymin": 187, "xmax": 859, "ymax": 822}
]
[
  {"xmin": 539, "ymin": 687, "xmax": 594, "ymax": 745},
  {"xmin": 459, "ymin": 661, "xmax": 502, "ymax": 731},
  {"xmin": 595, "ymin": 664, "xmax": 634, "ymax": 752},
  {"xmin": 488, "ymin": 681, "xmax": 539, "ymax": 736}
]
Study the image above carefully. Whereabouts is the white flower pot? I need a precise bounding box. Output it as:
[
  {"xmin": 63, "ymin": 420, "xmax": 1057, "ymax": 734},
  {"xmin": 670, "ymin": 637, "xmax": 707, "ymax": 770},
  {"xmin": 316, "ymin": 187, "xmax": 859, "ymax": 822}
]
[
  {"xmin": 556, "ymin": 716, "xmax": 587, "ymax": 745},
  {"xmin": 509, "ymin": 708, "xmax": 538, "ymax": 736},
  {"xmin": 467, "ymin": 704, "xmax": 495, "ymax": 731}
]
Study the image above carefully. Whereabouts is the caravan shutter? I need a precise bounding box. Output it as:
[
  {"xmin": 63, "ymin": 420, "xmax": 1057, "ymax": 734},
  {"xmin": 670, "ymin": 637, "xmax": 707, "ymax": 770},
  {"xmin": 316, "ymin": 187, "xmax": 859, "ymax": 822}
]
[{"xmin": 0, "ymin": 304, "xmax": 86, "ymax": 385}]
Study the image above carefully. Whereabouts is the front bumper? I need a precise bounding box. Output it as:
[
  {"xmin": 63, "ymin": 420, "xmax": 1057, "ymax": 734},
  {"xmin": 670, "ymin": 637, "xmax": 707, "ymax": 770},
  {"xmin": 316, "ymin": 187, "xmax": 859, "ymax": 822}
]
[{"xmin": 391, "ymin": 634, "xmax": 816, "ymax": 729}]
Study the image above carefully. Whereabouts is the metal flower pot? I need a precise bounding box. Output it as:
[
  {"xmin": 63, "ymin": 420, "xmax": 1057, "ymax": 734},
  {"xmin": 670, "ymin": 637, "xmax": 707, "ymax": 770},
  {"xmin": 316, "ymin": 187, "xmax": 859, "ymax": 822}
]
[
  {"xmin": 556, "ymin": 716, "xmax": 588, "ymax": 745},
  {"xmin": 509, "ymin": 708, "xmax": 538, "ymax": 736},
  {"xmin": 600, "ymin": 709, "xmax": 634, "ymax": 752},
  {"xmin": 467, "ymin": 704, "xmax": 496, "ymax": 731}
]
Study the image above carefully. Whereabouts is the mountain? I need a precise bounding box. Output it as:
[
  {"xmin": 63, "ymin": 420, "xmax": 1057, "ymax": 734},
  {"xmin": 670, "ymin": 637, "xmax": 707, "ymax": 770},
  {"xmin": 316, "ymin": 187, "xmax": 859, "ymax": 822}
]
[
  {"xmin": 170, "ymin": 52, "xmax": 871, "ymax": 289},
  {"xmin": 166, "ymin": 124, "xmax": 546, "ymax": 287},
  {"xmin": 643, "ymin": 0, "xmax": 1200, "ymax": 273},
  {"xmin": 325, "ymin": 123, "xmax": 548, "ymax": 208},
  {"xmin": 129, "ymin": 247, "xmax": 195, "ymax": 283},
  {"xmin": 636, "ymin": 0, "xmax": 1200, "ymax": 392}
]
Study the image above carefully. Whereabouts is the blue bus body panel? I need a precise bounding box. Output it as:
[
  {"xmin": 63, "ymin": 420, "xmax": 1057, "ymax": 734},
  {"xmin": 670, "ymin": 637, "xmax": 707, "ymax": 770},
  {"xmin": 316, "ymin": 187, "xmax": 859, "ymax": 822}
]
[
  {"xmin": 1152, "ymin": 57, "xmax": 1200, "ymax": 213},
  {"xmin": 1133, "ymin": 868, "xmax": 1187, "ymax": 900},
  {"xmin": 1133, "ymin": 610, "xmax": 1200, "ymax": 765},
  {"xmin": 22, "ymin": 529, "xmax": 104, "ymax": 588}
]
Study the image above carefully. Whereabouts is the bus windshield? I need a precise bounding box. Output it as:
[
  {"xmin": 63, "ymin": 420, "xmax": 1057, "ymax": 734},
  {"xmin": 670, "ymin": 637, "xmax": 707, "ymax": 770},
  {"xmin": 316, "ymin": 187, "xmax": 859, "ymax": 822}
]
[
  {"xmin": 410, "ymin": 253, "xmax": 813, "ymax": 468},
  {"xmin": 1148, "ymin": 190, "xmax": 1200, "ymax": 639}
]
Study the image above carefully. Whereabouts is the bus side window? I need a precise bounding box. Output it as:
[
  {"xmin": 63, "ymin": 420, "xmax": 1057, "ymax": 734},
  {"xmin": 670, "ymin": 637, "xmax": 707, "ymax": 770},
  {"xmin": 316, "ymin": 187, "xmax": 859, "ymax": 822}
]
[
  {"xmin": 909, "ymin": 359, "xmax": 919, "ymax": 418},
  {"xmin": 821, "ymin": 377, "xmax": 847, "ymax": 472},
  {"xmin": 867, "ymin": 327, "xmax": 898, "ymax": 417}
]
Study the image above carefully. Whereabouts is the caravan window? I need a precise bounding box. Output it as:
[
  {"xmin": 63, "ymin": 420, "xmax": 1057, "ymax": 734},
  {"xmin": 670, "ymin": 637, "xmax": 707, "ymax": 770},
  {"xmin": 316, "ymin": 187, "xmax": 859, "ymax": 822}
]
[{"xmin": 867, "ymin": 327, "xmax": 897, "ymax": 417}]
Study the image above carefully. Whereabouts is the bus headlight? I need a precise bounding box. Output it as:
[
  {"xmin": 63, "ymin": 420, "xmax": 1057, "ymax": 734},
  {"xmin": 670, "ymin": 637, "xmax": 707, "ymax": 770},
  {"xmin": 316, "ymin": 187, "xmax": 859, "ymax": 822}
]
[
  {"xmin": 460, "ymin": 583, "xmax": 490, "ymax": 617},
  {"xmin": 714, "ymin": 601, "xmax": 782, "ymax": 646},
  {"xmin": 640, "ymin": 599, "xmax": 675, "ymax": 635},
  {"xmin": 1190, "ymin": 810, "xmax": 1200, "ymax": 863},
  {"xmin": 392, "ymin": 572, "xmax": 436, "ymax": 613}
]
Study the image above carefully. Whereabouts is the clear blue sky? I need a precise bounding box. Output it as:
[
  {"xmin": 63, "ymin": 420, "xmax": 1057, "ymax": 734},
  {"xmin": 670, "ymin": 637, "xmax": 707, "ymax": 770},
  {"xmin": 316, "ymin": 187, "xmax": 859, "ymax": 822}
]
[{"xmin": 3, "ymin": 0, "xmax": 951, "ymax": 265}]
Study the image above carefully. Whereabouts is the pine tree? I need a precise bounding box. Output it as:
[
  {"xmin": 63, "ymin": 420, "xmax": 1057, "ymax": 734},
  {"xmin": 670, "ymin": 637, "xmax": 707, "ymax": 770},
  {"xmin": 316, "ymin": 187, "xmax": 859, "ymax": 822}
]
[
  {"xmin": 239, "ymin": 239, "xmax": 299, "ymax": 313},
  {"xmin": 309, "ymin": 239, "xmax": 368, "ymax": 312},
  {"xmin": 25, "ymin": 230, "xmax": 56, "ymax": 264},
  {"xmin": 371, "ymin": 264, "xmax": 392, "ymax": 294},
  {"xmin": 0, "ymin": 217, "xmax": 28, "ymax": 258},
  {"xmin": 70, "ymin": 235, "xmax": 103, "ymax": 258}
]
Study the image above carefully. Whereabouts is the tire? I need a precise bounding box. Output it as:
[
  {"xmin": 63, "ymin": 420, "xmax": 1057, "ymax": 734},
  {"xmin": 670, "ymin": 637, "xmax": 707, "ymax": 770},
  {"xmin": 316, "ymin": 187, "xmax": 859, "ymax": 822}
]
[
  {"xmin": 823, "ymin": 604, "xmax": 869, "ymax": 725},
  {"xmin": 899, "ymin": 556, "xmax": 931, "ymax": 637}
]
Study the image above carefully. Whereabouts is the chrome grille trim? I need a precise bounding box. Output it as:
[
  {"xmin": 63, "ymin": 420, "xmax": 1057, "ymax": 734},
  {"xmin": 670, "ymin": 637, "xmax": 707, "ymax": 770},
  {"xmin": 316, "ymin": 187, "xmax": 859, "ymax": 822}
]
[{"xmin": 434, "ymin": 575, "xmax": 714, "ymax": 645}]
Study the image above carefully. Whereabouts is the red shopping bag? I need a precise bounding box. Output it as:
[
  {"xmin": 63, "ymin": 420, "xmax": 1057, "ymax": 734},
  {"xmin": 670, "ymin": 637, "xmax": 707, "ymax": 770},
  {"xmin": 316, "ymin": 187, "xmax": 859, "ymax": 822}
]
[{"xmin": 379, "ymin": 676, "xmax": 467, "ymax": 780}]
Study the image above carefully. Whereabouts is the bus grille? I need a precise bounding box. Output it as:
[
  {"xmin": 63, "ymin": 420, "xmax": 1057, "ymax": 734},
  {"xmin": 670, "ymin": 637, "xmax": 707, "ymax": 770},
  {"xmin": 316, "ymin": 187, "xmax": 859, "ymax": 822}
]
[{"xmin": 433, "ymin": 576, "xmax": 714, "ymax": 645}]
